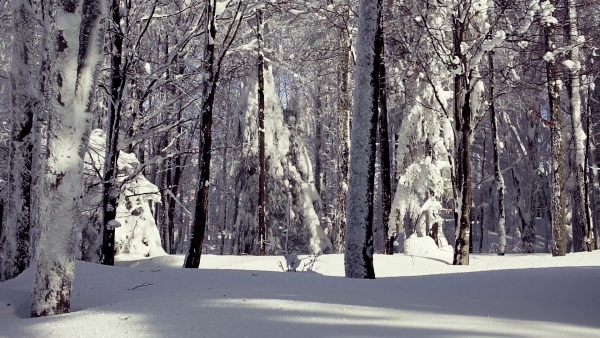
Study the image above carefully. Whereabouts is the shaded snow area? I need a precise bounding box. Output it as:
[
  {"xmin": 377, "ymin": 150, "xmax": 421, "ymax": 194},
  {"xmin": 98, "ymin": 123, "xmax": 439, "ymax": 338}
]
[{"xmin": 2, "ymin": 251, "xmax": 600, "ymax": 337}]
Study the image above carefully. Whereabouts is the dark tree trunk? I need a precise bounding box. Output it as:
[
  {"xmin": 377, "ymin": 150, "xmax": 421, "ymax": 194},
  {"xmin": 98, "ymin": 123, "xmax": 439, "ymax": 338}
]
[
  {"xmin": 163, "ymin": 159, "xmax": 173, "ymax": 254},
  {"xmin": 167, "ymin": 151, "xmax": 182, "ymax": 254},
  {"xmin": 452, "ymin": 11, "xmax": 472, "ymax": 265},
  {"xmin": 489, "ymin": 48, "xmax": 507, "ymax": 255},
  {"xmin": 336, "ymin": 0, "xmax": 350, "ymax": 254},
  {"xmin": 377, "ymin": 33, "xmax": 393, "ymax": 255},
  {"xmin": 184, "ymin": 0, "xmax": 217, "ymax": 268},
  {"xmin": 453, "ymin": 90, "xmax": 473, "ymax": 265},
  {"xmin": 544, "ymin": 12, "xmax": 567, "ymax": 256},
  {"xmin": 257, "ymin": 9, "xmax": 266, "ymax": 256},
  {"xmin": 101, "ymin": 0, "xmax": 127, "ymax": 266}
]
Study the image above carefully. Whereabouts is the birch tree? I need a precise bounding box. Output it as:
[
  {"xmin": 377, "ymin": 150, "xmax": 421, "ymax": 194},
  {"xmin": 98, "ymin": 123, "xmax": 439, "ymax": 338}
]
[{"xmin": 565, "ymin": 0, "xmax": 593, "ymax": 252}]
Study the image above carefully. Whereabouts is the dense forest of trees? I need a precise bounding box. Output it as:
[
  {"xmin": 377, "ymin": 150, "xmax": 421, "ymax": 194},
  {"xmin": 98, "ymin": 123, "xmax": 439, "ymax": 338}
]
[{"xmin": 0, "ymin": 0, "xmax": 599, "ymax": 316}]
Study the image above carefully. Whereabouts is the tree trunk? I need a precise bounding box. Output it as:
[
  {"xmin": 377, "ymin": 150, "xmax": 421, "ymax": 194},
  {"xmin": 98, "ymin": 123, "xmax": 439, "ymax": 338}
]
[
  {"xmin": 544, "ymin": 6, "xmax": 567, "ymax": 256},
  {"xmin": 336, "ymin": 0, "xmax": 350, "ymax": 254},
  {"xmin": 378, "ymin": 36, "xmax": 393, "ymax": 255},
  {"xmin": 1, "ymin": 0, "xmax": 37, "ymax": 281},
  {"xmin": 184, "ymin": 0, "xmax": 217, "ymax": 268},
  {"xmin": 566, "ymin": 0, "xmax": 592, "ymax": 252},
  {"xmin": 345, "ymin": 0, "xmax": 382, "ymax": 279},
  {"xmin": 453, "ymin": 91, "xmax": 473, "ymax": 265},
  {"xmin": 257, "ymin": 9, "xmax": 266, "ymax": 256},
  {"xmin": 488, "ymin": 48, "xmax": 507, "ymax": 255},
  {"xmin": 591, "ymin": 60, "xmax": 600, "ymax": 250},
  {"xmin": 32, "ymin": 0, "xmax": 103, "ymax": 317},
  {"xmin": 452, "ymin": 9, "xmax": 472, "ymax": 265},
  {"xmin": 100, "ymin": 0, "xmax": 127, "ymax": 266},
  {"xmin": 167, "ymin": 152, "xmax": 182, "ymax": 254}
]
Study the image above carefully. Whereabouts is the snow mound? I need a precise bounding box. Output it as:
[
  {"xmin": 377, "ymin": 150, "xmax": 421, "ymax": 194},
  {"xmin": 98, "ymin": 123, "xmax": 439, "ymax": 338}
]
[{"xmin": 404, "ymin": 234, "xmax": 439, "ymax": 256}]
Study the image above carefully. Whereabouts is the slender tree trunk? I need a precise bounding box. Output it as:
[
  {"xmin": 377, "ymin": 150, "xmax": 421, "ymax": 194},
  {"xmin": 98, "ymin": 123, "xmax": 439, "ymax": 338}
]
[
  {"xmin": 378, "ymin": 37, "xmax": 393, "ymax": 255},
  {"xmin": 452, "ymin": 9, "xmax": 472, "ymax": 265},
  {"xmin": 184, "ymin": 0, "xmax": 217, "ymax": 268},
  {"xmin": 453, "ymin": 91, "xmax": 473, "ymax": 265},
  {"xmin": 585, "ymin": 78, "xmax": 597, "ymax": 250},
  {"xmin": 566, "ymin": 0, "xmax": 592, "ymax": 252},
  {"xmin": 257, "ymin": 9, "xmax": 266, "ymax": 256},
  {"xmin": 345, "ymin": 0, "xmax": 382, "ymax": 279},
  {"xmin": 163, "ymin": 159, "xmax": 173, "ymax": 253},
  {"xmin": 167, "ymin": 152, "xmax": 182, "ymax": 254},
  {"xmin": 544, "ymin": 6, "xmax": 567, "ymax": 256},
  {"xmin": 101, "ymin": 0, "xmax": 127, "ymax": 266},
  {"xmin": 32, "ymin": 0, "xmax": 103, "ymax": 317},
  {"xmin": 1, "ymin": 0, "xmax": 37, "ymax": 281},
  {"xmin": 488, "ymin": 49, "xmax": 507, "ymax": 255},
  {"xmin": 592, "ymin": 65, "xmax": 600, "ymax": 249},
  {"xmin": 336, "ymin": 0, "xmax": 350, "ymax": 254}
]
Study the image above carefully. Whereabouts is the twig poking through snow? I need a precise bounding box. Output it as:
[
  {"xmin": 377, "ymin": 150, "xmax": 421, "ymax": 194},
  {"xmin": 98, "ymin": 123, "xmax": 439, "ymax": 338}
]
[{"xmin": 128, "ymin": 282, "xmax": 153, "ymax": 290}]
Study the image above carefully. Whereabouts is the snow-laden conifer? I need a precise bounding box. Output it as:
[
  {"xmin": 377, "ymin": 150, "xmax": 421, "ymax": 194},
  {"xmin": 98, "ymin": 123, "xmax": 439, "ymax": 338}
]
[{"xmin": 234, "ymin": 66, "xmax": 332, "ymax": 255}]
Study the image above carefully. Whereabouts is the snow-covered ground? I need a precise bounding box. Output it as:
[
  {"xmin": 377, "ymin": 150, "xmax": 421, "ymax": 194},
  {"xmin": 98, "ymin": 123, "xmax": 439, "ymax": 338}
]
[{"xmin": 1, "ymin": 247, "xmax": 599, "ymax": 337}]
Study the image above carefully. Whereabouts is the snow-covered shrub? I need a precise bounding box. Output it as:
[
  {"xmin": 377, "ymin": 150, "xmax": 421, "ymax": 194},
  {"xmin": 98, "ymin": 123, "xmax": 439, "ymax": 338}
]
[
  {"xmin": 404, "ymin": 234, "xmax": 439, "ymax": 256},
  {"xmin": 81, "ymin": 129, "xmax": 165, "ymax": 261}
]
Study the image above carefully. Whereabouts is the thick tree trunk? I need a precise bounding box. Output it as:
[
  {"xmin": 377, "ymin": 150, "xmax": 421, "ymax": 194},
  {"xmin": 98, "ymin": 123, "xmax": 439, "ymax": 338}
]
[
  {"xmin": 257, "ymin": 9, "xmax": 266, "ymax": 256},
  {"xmin": 345, "ymin": 0, "xmax": 382, "ymax": 279},
  {"xmin": 32, "ymin": 0, "xmax": 103, "ymax": 317},
  {"xmin": 1, "ymin": 0, "xmax": 37, "ymax": 281},
  {"xmin": 544, "ymin": 9, "xmax": 567, "ymax": 256}
]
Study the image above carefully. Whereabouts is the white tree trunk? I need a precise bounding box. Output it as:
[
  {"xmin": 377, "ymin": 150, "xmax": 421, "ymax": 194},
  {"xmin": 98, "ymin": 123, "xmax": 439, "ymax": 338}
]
[
  {"xmin": 566, "ymin": 0, "xmax": 593, "ymax": 252},
  {"xmin": 31, "ymin": 0, "xmax": 103, "ymax": 317},
  {"xmin": 345, "ymin": 0, "xmax": 381, "ymax": 279},
  {"xmin": 1, "ymin": 0, "xmax": 38, "ymax": 281}
]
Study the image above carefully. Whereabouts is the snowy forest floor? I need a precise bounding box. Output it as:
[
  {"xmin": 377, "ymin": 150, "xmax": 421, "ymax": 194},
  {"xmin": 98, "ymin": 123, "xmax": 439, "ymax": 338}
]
[{"xmin": 1, "ymin": 247, "xmax": 599, "ymax": 337}]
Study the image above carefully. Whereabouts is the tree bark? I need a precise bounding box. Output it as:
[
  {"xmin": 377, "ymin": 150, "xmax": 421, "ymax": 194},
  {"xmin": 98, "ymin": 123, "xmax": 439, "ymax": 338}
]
[
  {"xmin": 345, "ymin": 0, "xmax": 382, "ymax": 279},
  {"xmin": 101, "ymin": 0, "xmax": 127, "ymax": 266},
  {"xmin": 1, "ymin": 0, "xmax": 37, "ymax": 281},
  {"xmin": 336, "ymin": 0, "xmax": 350, "ymax": 254},
  {"xmin": 377, "ymin": 36, "xmax": 393, "ymax": 255},
  {"xmin": 452, "ymin": 8, "xmax": 472, "ymax": 265},
  {"xmin": 544, "ymin": 5, "xmax": 567, "ymax": 256},
  {"xmin": 566, "ymin": 0, "xmax": 592, "ymax": 252},
  {"xmin": 184, "ymin": 0, "xmax": 217, "ymax": 268},
  {"xmin": 257, "ymin": 9, "xmax": 266, "ymax": 256},
  {"xmin": 488, "ymin": 48, "xmax": 507, "ymax": 255},
  {"xmin": 32, "ymin": 0, "xmax": 103, "ymax": 317}
]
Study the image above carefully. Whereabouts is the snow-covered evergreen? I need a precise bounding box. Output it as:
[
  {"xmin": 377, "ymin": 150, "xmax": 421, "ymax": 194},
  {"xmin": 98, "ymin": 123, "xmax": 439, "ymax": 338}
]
[
  {"xmin": 234, "ymin": 66, "xmax": 332, "ymax": 255},
  {"xmin": 82, "ymin": 129, "xmax": 165, "ymax": 261}
]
